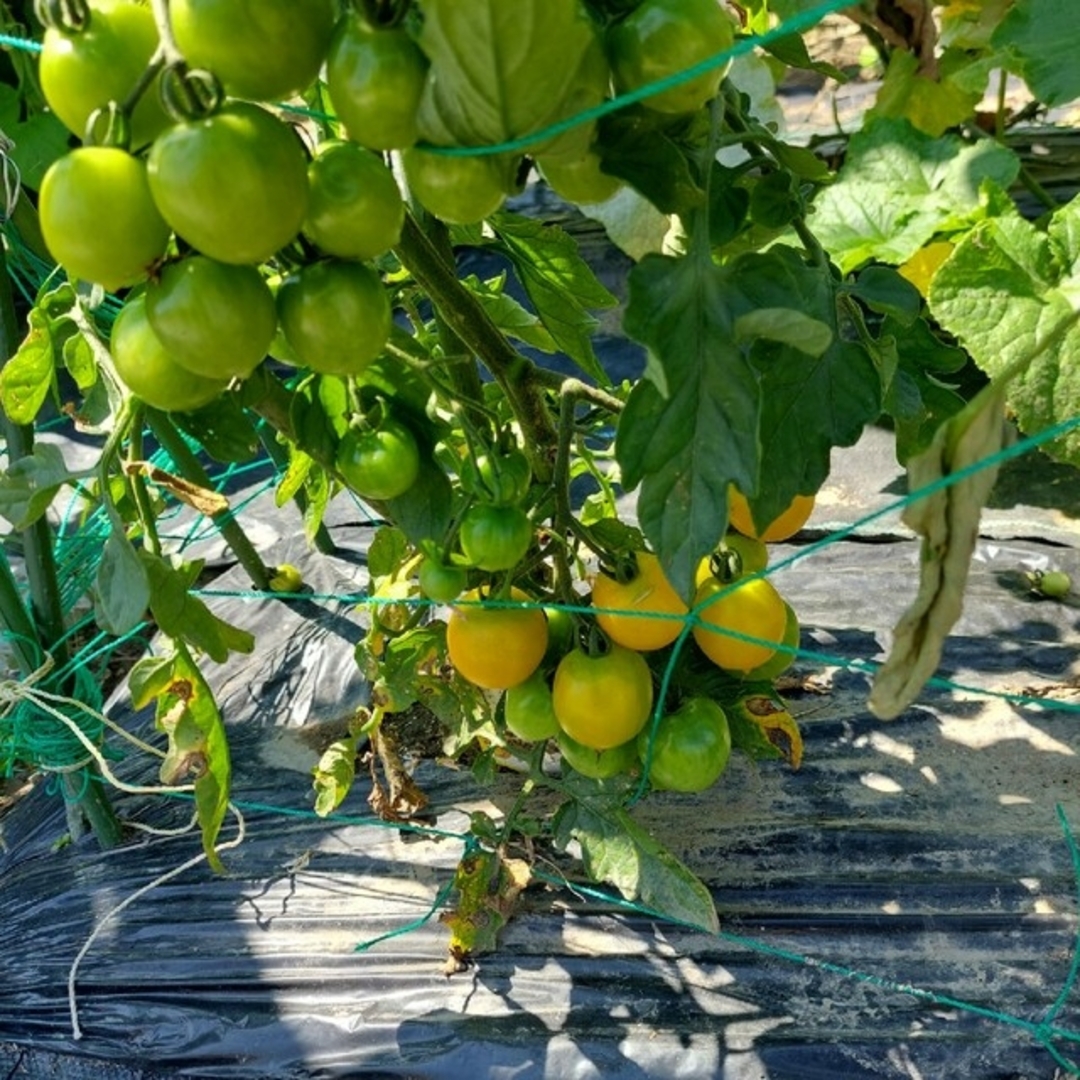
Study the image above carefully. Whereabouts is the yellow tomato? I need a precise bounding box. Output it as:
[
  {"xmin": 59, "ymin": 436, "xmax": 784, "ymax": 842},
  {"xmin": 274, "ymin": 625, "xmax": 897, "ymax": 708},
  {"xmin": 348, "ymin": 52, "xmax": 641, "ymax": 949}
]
[
  {"xmin": 729, "ymin": 487, "xmax": 815, "ymax": 543},
  {"xmin": 692, "ymin": 576, "xmax": 787, "ymax": 673},
  {"xmin": 591, "ymin": 551, "xmax": 688, "ymax": 651},
  {"xmin": 447, "ymin": 588, "xmax": 548, "ymax": 690}
]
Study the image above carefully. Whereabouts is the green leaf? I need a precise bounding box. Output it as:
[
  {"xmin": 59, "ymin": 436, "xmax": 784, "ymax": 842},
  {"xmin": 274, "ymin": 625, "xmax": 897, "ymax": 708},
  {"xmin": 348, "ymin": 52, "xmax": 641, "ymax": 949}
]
[
  {"xmin": 416, "ymin": 0, "xmax": 606, "ymax": 157},
  {"xmin": 369, "ymin": 525, "xmax": 409, "ymax": 586},
  {"xmin": 93, "ymin": 531, "xmax": 151, "ymax": 636},
  {"xmin": 810, "ymin": 118, "xmax": 1020, "ymax": 272},
  {"xmin": 301, "ymin": 463, "xmax": 331, "ymax": 545},
  {"xmin": 463, "ymin": 274, "xmax": 558, "ymax": 353},
  {"xmin": 0, "ymin": 442, "xmax": 83, "ymax": 530},
  {"xmin": 128, "ymin": 654, "xmax": 176, "ymax": 711},
  {"xmin": 141, "ymin": 554, "xmax": 255, "ymax": 663},
  {"xmin": 869, "ymin": 384, "xmax": 1009, "ymax": 720},
  {"xmin": 383, "ymin": 456, "xmax": 454, "ymax": 549},
  {"xmin": 849, "ymin": 265, "xmax": 923, "ymax": 325},
  {"xmin": 172, "ymin": 393, "xmax": 260, "ymax": 464},
  {"xmin": 289, "ymin": 374, "xmax": 343, "ymax": 468},
  {"xmin": 0, "ymin": 314, "xmax": 58, "ymax": 425},
  {"xmin": 275, "ymin": 444, "xmax": 313, "ymax": 508},
  {"xmin": 0, "ymin": 84, "xmax": 69, "ymax": 190},
  {"xmin": 160, "ymin": 644, "xmax": 231, "ymax": 871},
  {"xmin": 490, "ymin": 213, "xmax": 616, "ymax": 385},
  {"xmin": 615, "ymin": 252, "xmax": 761, "ymax": 600},
  {"xmin": 993, "ymin": 0, "xmax": 1080, "ymax": 107},
  {"xmin": 552, "ymin": 792, "xmax": 719, "ymax": 933},
  {"xmin": 596, "ymin": 109, "xmax": 706, "ymax": 216},
  {"xmin": 62, "ymin": 332, "xmax": 97, "ymax": 392},
  {"xmin": 928, "ymin": 197, "xmax": 1080, "ymax": 465},
  {"xmin": 313, "ymin": 736, "xmax": 360, "ymax": 817},
  {"xmin": 762, "ymin": 31, "xmax": 847, "ymax": 83},
  {"xmin": 734, "ymin": 308, "xmax": 833, "ymax": 357}
]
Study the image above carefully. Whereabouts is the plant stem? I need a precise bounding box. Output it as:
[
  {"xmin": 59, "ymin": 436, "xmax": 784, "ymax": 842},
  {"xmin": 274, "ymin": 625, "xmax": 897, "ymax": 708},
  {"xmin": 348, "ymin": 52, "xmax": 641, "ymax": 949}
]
[
  {"xmin": 394, "ymin": 212, "xmax": 558, "ymax": 476},
  {"xmin": 0, "ymin": 244, "xmax": 122, "ymax": 848},
  {"xmin": 143, "ymin": 408, "xmax": 273, "ymax": 591}
]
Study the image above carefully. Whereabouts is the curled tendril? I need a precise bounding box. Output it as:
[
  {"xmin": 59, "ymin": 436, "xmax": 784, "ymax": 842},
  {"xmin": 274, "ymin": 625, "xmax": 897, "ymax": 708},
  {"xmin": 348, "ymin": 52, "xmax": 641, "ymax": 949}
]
[
  {"xmin": 83, "ymin": 101, "xmax": 132, "ymax": 150},
  {"xmin": 159, "ymin": 63, "xmax": 224, "ymax": 123},
  {"xmin": 34, "ymin": 0, "xmax": 90, "ymax": 33}
]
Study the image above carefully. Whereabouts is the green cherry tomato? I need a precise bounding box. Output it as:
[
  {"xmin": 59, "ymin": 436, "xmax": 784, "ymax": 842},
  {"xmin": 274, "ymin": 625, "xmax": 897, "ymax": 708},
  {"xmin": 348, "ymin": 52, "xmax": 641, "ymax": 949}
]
[
  {"xmin": 543, "ymin": 606, "xmax": 576, "ymax": 666},
  {"xmin": 326, "ymin": 15, "xmax": 429, "ymax": 151},
  {"xmin": 170, "ymin": 0, "xmax": 336, "ymax": 100},
  {"xmin": 558, "ymin": 730, "xmax": 638, "ymax": 779},
  {"xmin": 401, "ymin": 148, "xmax": 511, "ymax": 226},
  {"xmin": 637, "ymin": 697, "xmax": 731, "ymax": 793},
  {"xmin": 146, "ymin": 256, "xmax": 276, "ymax": 380},
  {"xmin": 504, "ymin": 670, "xmax": 561, "ymax": 743},
  {"xmin": 461, "ymin": 449, "xmax": 532, "ymax": 507},
  {"xmin": 40, "ymin": 147, "xmax": 170, "ymax": 291},
  {"xmin": 537, "ymin": 151, "xmax": 622, "ymax": 205},
  {"xmin": 110, "ymin": 296, "xmax": 228, "ymax": 412},
  {"xmin": 606, "ymin": 0, "xmax": 736, "ymax": 115},
  {"xmin": 277, "ymin": 260, "xmax": 391, "ymax": 376},
  {"xmin": 459, "ymin": 503, "xmax": 533, "ymax": 572},
  {"xmin": 552, "ymin": 644, "xmax": 654, "ymax": 751},
  {"xmin": 303, "ymin": 140, "xmax": 405, "ymax": 260},
  {"xmin": 40, "ymin": 0, "xmax": 170, "ymax": 149},
  {"xmin": 417, "ymin": 557, "xmax": 468, "ymax": 604},
  {"xmin": 336, "ymin": 417, "xmax": 421, "ymax": 502},
  {"xmin": 147, "ymin": 102, "xmax": 309, "ymax": 266}
]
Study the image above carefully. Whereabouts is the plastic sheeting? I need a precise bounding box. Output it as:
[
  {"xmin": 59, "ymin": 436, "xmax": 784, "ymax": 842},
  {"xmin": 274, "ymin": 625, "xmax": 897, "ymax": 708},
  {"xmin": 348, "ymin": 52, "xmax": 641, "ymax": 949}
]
[{"xmin": 2, "ymin": 502, "xmax": 1079, "ymax": 1078}]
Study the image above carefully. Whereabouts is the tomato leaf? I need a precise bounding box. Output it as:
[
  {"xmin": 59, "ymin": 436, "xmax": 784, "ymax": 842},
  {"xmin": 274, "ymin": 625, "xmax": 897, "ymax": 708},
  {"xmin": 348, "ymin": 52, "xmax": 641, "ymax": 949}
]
[
  {"xmin": 870, "ymin": 49, "xmax": 984, "ymax": 138},
  {"xmin": 489, "ymin": 213, "xmax": 616, "ymax": 386},
  {"xmin": 128, "ymin": 654, "xmax": 177, "ymax": 711},
  {"xmin": 275, "ymin": 444, "xmax": 313, "ymax": 508},
  {"xmin": 382, "ymin": 457, "xmax": 454, "ymax": 549},
  {"xmin": 0, "ymin": 311, "xmax": 59, "ymax": 425},
  {"xmin": 93, "ymin": 531, "xmax": 151, "ymax": 637},
  {"xmin": 869, "ymin": 383, "xmax": 1009, "ymax": 720},
  {"xmin": 929, "ymin": 197, "xmax": 1080, "ymax": 465},
  {"xmin": 848, "ymin": 266, "xmax": 923, "ymax": 325},
  {"xmin": 0, "ymin": 442, "xmax": 83, "ymax": 530},
  {"xmin": 416, "ymin": 0, "xmax": 603, "ymax": 153},
  {"xmin": 462, "ymin": 274, "xmax": 558, "ymax": 354},
  {"xmin": 141, "ymin": 554, "xmax": 255, "ymax": 663},
  {"xmin": 615, "ymin": 251, "xmax": 761, "ymax": 600},
  {"xmin": 172, "ymin": 393, "xmax": 260, "ymax": 464},
  {"xmin": 993, "ymin": 0, "xmax": 1080, "ymax": 107},
  {"xmin": 368, "ymin": 525, "xmax": 409, "ymax": 587},
  {"xmin": 810, "ymin": 118, "xmax": 1019, "ymax": 273},
  {"xmin": 552, "ymin": 788, "xmax": 719, "ymax": 934},
  {"xmin": 312, "ymin": 735, "xmax": 360, "ymax": 817}
]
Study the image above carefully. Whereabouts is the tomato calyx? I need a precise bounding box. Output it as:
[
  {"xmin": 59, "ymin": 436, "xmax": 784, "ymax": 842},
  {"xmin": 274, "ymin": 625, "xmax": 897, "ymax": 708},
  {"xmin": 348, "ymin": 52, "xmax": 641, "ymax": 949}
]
[
  {"xmin": 37, "ymin": 0, "xmax": 90, "ymax": 34},
  {"xmin": 159, "ymin": 61, "xmax": 224, "ymax": 122},
  {"xmin": 707, "ymin": 546, "xmax": 742, "ymax": 585},
  {"xmin": 597, "ymin": 548, "xmax": 641, "ymax": 587},
  {"xmin": 360, "ymin": 0, "xmax": 411, "ymax": 29}
]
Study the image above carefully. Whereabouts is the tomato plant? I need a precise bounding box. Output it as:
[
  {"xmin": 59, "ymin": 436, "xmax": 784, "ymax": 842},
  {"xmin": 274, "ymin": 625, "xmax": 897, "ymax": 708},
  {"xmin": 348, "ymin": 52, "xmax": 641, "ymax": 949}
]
[{"xmin": 7, "ymin": 0, "xmax": 1074, "ymax": 975}]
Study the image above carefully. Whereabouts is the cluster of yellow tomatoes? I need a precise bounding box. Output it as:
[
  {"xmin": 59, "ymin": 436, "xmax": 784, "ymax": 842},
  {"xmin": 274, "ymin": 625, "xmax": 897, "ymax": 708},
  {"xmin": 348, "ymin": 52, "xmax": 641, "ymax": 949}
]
[{"xmin": 442, "ymin": 489, "xmax": 815, "ymax": 792}]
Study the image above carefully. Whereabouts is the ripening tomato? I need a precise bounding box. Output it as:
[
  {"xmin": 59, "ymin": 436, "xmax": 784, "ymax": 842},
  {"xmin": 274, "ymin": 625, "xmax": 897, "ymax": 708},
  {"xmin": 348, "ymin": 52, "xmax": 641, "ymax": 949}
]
[
  {"xmin": 145, "ymin": 255, "xmax": 276, "ymax": 380},
  {"xmin": 637, "ymin": 697, "xmax": 731, "ymax": 793},
  {"xmin": 170, "ymin": 0, "xmax": 336, "ymax": 100},
  {"xmin": 326, "ymin": 15, "xmax": 428, "ymax": 151},
  {"xmin": 606, "ymin": 0, "xmax": 736, "ymax": 115},
  {"xmin": 692, "ymin": 575, "xmax": 787, "ymax": 674},
  {"xmin": 277, "ymin": 260, "xmax": 391, "ymax": 376},
  {"xmin": 39, "ymin": 147, "xmax": 170, "ymax": 291},
  {"xmin": 447, "ymin": 588, "xmax": 548, "ymax": 690},
  {"xmin": 303, "ymin": 140, "xmax": 405, "ymax": 260},
  {"xmin": 729, "ymin": 487, "xmax": 816, "ymax": 543},
  {"xmin": 147, "ymin": 102, "xmax": 309, "ymax": 266},
  {"xmin": 741, "ymin": 600, "xmax": 800, "ymax": 681},
  {"xmin": 110, "ymin": 296, "xmax": 228, "ymax": 412},
  {"xmin": 40, "ymin": 0, "xmax": 170, "ymax": 149},
  {"xmin": 591, "ymin": 551, "xmax": 688, "ymax": 652},
  {"xmin": 335, "ymin": 417, "xmax": 421, "ymax": 502},
  {"xmin": 552, "ymin": 644, "xmax": 654, "ymax": 750}
]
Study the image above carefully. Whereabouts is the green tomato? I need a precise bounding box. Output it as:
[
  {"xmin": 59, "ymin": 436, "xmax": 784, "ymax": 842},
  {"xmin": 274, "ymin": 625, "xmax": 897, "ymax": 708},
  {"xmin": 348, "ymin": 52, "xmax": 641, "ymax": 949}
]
[
  {"xmin": 401, "ymin": 148, "xmax": 511, "ymax": 226},
  {"xmin": 459, "ymin": 503, "xmax": 533, "ymax": 572},
  {"xmin": 110, "ymin": 295, "xmax": 228, "ymax": 412},
  {"xmin": 336, "ymin": 417, "xmax": 421, "ymax": 502},
  {"xmin": 637, "ymin": 697, "xmax": 731, "ymax": 793},
  {"xmin": 170, "ymin": 0, "xmax": 336, "ymax": 100},
  {"xmin": 40, "ymin": 0, "xmax": 170, "ymax": 149},
  {"xmin": 147, "ymin": 102, "xmax": 309, "ymax": 266},
  {"xmin": 277, "ymin": 260, "xmax": 391, "ymax": 376},
  {"xmin": 326, "ymin": 15, "xmax": 428, "ymax": 151},
  {"xmin": 558, "ymin": 730, "xmax": 638, "ymax": 779},
  {"xmin": 606, "ymin": 0, "xmax": 736, "ymax": 115},
  {"xmin": 417, "ymin": 557, "xmax": 467, "ymax": 603},
  {"xmin": 40, "ymin": 147, "xmax": 170, "ymax": 291},
  {"xmin": 460, "ymin": 449, "xmax": 532, "ymax": 507},
  {"xmin": 303, "ymin": 140, "xmax": 405, "ymax": 260},
  {"xmin": 537, "ymin": 151, "xmax": 622, "ymax": 205},
  {"xmin": 543, "ymin": 606, "xmax": 576, "ymax": 666},
  {"xmin": 504, "ymin": 670, "xmax": 561, "ymax": 743},
  {"xmin": 146, "ymin": 256, "xmax": 276, "ymax": 380}
]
